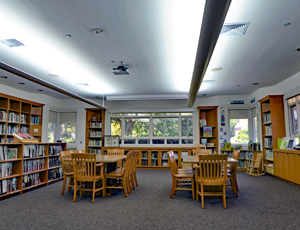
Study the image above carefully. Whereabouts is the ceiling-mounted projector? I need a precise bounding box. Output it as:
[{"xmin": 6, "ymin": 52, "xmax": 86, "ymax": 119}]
[{"xmin": 112, "ymin": 62, "xmax": 129, "ymax": 75}]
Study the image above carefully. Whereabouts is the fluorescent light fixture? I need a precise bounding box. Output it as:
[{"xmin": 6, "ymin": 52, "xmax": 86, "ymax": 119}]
[
  {"xmin": 0, "ymin": 13, "xmax": 113, "ymax": 94},
  {"xmin": 106, "ymin": 94, "xmax": 188, "ymax": 101}
]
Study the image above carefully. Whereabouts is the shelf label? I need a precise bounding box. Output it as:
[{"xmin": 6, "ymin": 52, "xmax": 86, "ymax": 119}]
[{"xmin": 34, "ymin": 128, "xmax": 39, "ymax": 132}]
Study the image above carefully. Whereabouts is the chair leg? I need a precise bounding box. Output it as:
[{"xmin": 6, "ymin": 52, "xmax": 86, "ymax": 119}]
[
  {"xmin": 80, "ymin": 182, "xmax": 83, "ymax": 196},
  {"xmin": 134, "ymin": 171, "xmax": 138, "ymax": 187},
  {"xmin": 223, "ymin": 184, "xmax": 227, "ymax": 209},
  {"xmin": 201, "ymin": 184, "xmax": 204, "ymax": 209},
  {"xmin": 235, "ymin": 177, "xmax": 239, "ymax": 191},
  {"xmin": 191, "ymin": 177, "xmax": 195, "ymax": 200},
  {"xmin": 73, "ymin": 180, "xmax": 77, "ymax": 202},
  {"xmin": 102, "ymin": 178, "xmax": 106, "ymax": 198},
  {"xmin": 127, "ymin": 176, "xmax": 132, "ymax": 194},
  {"xmin": 231, "ymin": 178, "xmax": 238, "ymax": 197},
  {"xmin": 170, "ymin": 178, "xmax": 176, "ymax": 198},
  {"xmin": 196, "ymin": 182, "xmax": 199, "ymax": 202},
  {"xmin": 122, "ymin": 178, "xmax": 128, "ymax": 197},
  {"xmin": 67, "ymin": 177, "xmax": 73, "ymax": 192},
  {"xmin": 61, "ymin": 177, "xmax": 67, "ymax": 195},
  {"xmin": 131, "ymin": 173, "xmax": 135, "ymax": 190},
  {"xmin": 92, "ymin": 181, "xmax": 96, "ymax": 203}
]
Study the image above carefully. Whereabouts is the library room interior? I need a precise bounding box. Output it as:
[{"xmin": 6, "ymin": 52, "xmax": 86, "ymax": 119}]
[{"xmin": 1, "ymin": 0, "xmax": 300, "ymax": 229}]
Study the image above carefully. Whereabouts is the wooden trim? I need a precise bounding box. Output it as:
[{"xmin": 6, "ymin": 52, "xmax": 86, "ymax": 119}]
[{"xmin": 0, "ymin": 92, "xmax": 44, "ymax": 107}]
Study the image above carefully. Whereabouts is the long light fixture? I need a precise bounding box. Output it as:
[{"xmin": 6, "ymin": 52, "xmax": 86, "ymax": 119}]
[{"xmin": 106, "ymin": 94, "xmax": 188, "ymax": 101}]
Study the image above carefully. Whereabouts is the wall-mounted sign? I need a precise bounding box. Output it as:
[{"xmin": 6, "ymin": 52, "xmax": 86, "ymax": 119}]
[{"xmin": 230, "ymin": 100, "xmax": 244, "ymax": 104}]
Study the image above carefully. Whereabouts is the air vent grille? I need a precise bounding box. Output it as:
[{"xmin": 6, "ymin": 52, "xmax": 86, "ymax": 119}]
[
  {"xmin": 0, "ymin": 39, "xmax": 25, "ymax": 47},
  {"xmin": 202, "ymin": 80, "xmax": 215, "ymax": 84},
  {"xmin": 220, "ymin": 22, "xmax": 250, "ymax": 36}
]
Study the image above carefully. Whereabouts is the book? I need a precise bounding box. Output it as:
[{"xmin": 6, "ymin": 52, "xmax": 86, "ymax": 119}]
[
  {"xmin": 200, "ymin": 119, "xmax": 206, "ymax": 127},
  {"xmin": 235, "ymin": 145, "xmax": 242, "ymax": 150},
  {"xmin": 224, "ymin": 143, "xmax": 231, "ymax": 151},
  {"xmin": 200, "ymin": 138, "xmax": 207, "ymax": 145},
  {"xmin": 7, "ymin": 148, "xmax": 17, "ymax": 159},
  {"xmin": 203, "ymin": 127, "xmax": 212, "ymax": 137}
]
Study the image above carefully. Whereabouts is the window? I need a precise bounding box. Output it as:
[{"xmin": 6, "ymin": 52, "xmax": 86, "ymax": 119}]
[
  {"xmin": 251, "ymin": 107, "xmax": 258, "ymax": 143},
  {"xmin": 229, "ymin": 109, "xmax": 249, "ymax": 144},
  {"xmin": 48, "ymin": 110, "xmax": 57, "ymax": 143},
  {"xmin": 288, "ymin": 96, "xmax": 299, "ymax": 136},
  {"xmin": 110, "ymin": 112, "xmax": 193, "ymax": 145},
  {"xmin": 48, "ymin": 110, "xmax": 76, "ymax": 143},
  {"xmin": 59, "ymin": 112, "xmax": 76, "ymax": 143}
]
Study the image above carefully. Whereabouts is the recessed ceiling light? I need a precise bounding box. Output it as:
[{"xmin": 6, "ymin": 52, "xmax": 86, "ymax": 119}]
[
  {"xmin": 237, "ymin": 85, "xmax": 240, "ymax": 86},
  {"xmin": 93, "ymin": 28, "xmax": 102, "ymax": 34},
  {"xmin": 203, "ymin": 94, "xmax": 206, "ymax": 96},
  {"xmin": 252, "ymin": 83, "xmax": 259, "ymax": 85},
  {"xmin": 295, "ymin": 48, "xmax": 300, "ymax": 52},
  {"xmin": 1, "ymin": 76, "xmax": 7, "ymax": 78},
  {"xmin": 202, "ymin": 80, "xmax": 215, "ymax": 84},
  {"xmin": 19, "ymin": 82, "xmax": 25, "ymax": 85},
  {"xmin": 111, "ymin": 61, "xmax": 115, "ymax": 63},
  {"xmin": 48, "ymin": 74, "xmax": 60, "ymax": 77},
  {"xmin": 284, "ymin": 22, "xmax": 291, "ymax": 26},
  {"xmin": 65, "ymin": 34, "xmax": 72, "ymax": 38},
  {"xmin": 38, "ymin": 90, "xmax": 43, "ymax": 91},
  {"xmin": 210, "ymin": 67, "xmax": 223, "ymax": 72}
]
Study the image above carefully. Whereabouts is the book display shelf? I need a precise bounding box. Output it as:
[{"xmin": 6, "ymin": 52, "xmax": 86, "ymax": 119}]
[
  {"xmin": 259, "ymin": 95, "xmax": 285, "ymax": 175},
  {"xmin": 0, "ymin": 142, "xmax": 66, "ymax": 199},
  {"xmin": 85, "ymin": 108, "xmax": 106, "ymax": 155},
  {"xmin": 198, "ymin": 106, "xmax": 219, "ymax": 154},
  {"xmin": 0, "ymin": 93, "xmax": 44, "ymax": 143}
]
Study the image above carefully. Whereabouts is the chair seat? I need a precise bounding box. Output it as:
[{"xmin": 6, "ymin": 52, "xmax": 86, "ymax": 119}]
[
  {"xmin": 174, "ymin": 172, "xmax": 194, "ymax": 178},
  {"xmin": 106, "ymin": 170, "xmax": 125, "ymax": 177}
]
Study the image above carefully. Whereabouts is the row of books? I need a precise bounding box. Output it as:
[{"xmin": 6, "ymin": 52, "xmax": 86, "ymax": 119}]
[
  {"xmin": 151, "ymin": 152, "xmax": 158, "ymax": 158},
  {"xmin": 7, "ymin": 137, "xmax": 13, "ymax": 143},
  {"xmin": 238, "ymin": 160, "xmax": 247, "ymax": 169},
  {"xmin": 0, "ymin": 136, "xmax": 5, "ymax": 143},
  {"xmin": 24, "ymin": 144, "xmax": 46, "ymax": 158},
  {"xmin": 8, "ymin": 112, "xmax": 19, "ymax": 123},
  {"xmin": 88, "ymin": 140, "xmax": 102, "ymax": 147},
  {"xmin": 49, "ymin": 145, "xmax": 63, "ymax": 155},
  {"xmin": 23, "ymin": 173, "xmax": 41, "ymax": 188},
  {"xmin": 89, "ymin": 130, "xmax": 101, "ymax": 137},
  {"xmin": 264, "ymin": 138, "xmax": 273, "ymax": 147},
  {"xmin": 31, "ymin": 116, "xmax": 40, "ymax": 125},
  {"xmin": 7, "ymin": 125, "xmax": 19, "ymax": 134},
  {"xmin": 141, "ymin": 152, "xmax": 148, "ymax": 158},
  {"xmin": 161, "ymin": 161, "xmax": 169, "ymax": 166},
  {"xmin": 0, "ymin": 177, "xmax": 18, "ymax": 195},
  {"xmin": 151, "ymin": 160, "xmax": 158, "ymax": 166},
  {"xmin": 20, "ymin": 114, "xmax": 27, "ymax": 124},
  {"xmin": 49, "ymin": 157, "xmax": 61, "ymax": 168},
  {"xmin": 161, "ymin": 152, "xmax": 168, "ymax": 160},
  {"xmin": 265, "ymin": 125, "xmax": 272, "ymax": 135},
  {"xmin": 90, "ymin": 121, "xmax": 102, "ymax": 128},
  {"xmin": 263, "ymin": 113, "xmax": 271, "ymax": 123},
  {"xmin": 48, "ymin": 168, "xmax": 63, "ymax": 180},
  {"xmin": 88, "ymin": 149, "xmax": 102, "ymax": 154},
  {"xmin": 0, "ymin": 146, "xmax": 18, "ymax": 160},
  {"xmin": 23, "ymin": 159, "xmax": 45, "ymax": 173},
  {"xmin": 0, "ymin": 110, "xmax": 7, "ymax": 121},
  {"xmin": 266, "ymin": 149, "xmax": 273, "ymax": 160},
  {"xmin": 20, "ymin": 126, "xmax": 29, "ymax": 133},
  {"xmin": 141, "ymin": 159, "xmax": 148, "ymax": 165},
  {"xmin": 0, "ymin": 124, "xmax": 5, "ymax": 134},
  {"xmin": 248, "ymin": 143, "xmax": 261, "ymax": 151},
  {"xmin": 0, "ymin": 162, "xmax": 13, "ymax": 178}
]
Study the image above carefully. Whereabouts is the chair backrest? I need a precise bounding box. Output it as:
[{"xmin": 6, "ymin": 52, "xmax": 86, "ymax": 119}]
[
  {"xmin": 168, "ymin": 151, "xmax": 178, "ymax": 175},
  {"xmin": 132, "ymin": 151, "xmax": 139, "ymax": 171},
  {"xmin": 72, "ymin": 153, "xmax": 97, "ymax": 182},
  {"xmin": 77, "ymin": 149, "xmax": 85, "ymax": 153},
  {"xmin": 69, "ymin": 150, "xmax": 78, "ymax": 154},
  {"xmin": 195, "ymin": 144, "xmax": 206, "ymax": 149},
  {"xmin": 254, "ymin": 153, "xmax": 262, "ymax": 167},
  {"xmin": 107, "ymin": 149, "xmax": 124, "ymax": 155},
  {"xmin": 192, "ymin": 149, "xmax": 211, "ymax": 156},
  {"xmin": 60, "ymin": 151, "xmax": 72, "ymax": 174},
  {"xmin": 198, "ymin": 154, "xmax": 227, "ymax": 185},
  {"xmin": 123, "ymin": 151, "xmax": 134, "ymax": 175}
]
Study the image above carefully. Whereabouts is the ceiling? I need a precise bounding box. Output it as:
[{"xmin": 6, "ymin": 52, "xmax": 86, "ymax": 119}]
[{"xmin": 0, "ymin": 0, "xmax": 300, "ymax": 102}]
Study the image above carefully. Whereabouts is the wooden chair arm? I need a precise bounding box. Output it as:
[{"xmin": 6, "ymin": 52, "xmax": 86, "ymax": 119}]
[{"xmin": 194, "ymin": 164, "xmax": 200, "ymax": 179}]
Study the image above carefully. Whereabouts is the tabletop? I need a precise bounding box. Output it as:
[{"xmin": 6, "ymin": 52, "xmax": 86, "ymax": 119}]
[
  {"xmin": 65, "ymin": 155, "xmax": 127, "ymax": 163},
  {"xmin": 182, "ymin": 156, "xmax": 238, "ymax": 164}
]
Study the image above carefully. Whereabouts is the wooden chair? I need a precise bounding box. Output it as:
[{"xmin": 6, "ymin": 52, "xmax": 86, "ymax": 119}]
[
  {"xmin": 226, "ymin": 150, "xmax": 240, "ymax": 197},
  {"xmin": 195, "ymin": 144, "xmax": 206, "ymax": 149},
  {"xmin": 168, "ymin": 151, "xmax": 195, "ymax": 200},
  {"xmin": 72, "ymin": 153, "xmax": 105, "ymax": 202},
  {"xmin": 107, "ymin": 149, "xmax": 125, "ymax": 168},
  {"xmin": 60, "ymin": 151, "xmax": 74, "ymax": 195},
  {"xmin": 129, "ymin": 151, "xmax": 139, "ymax": 190},
  {"xmin": 69, "ymin": 150, "xmax": 78, "ymax": 154},
  {"xmin": 195, "ymin": 154, "xmax": 227, "ymax": 208},
  {"xmin": 104, "ymin": 151, "xmax": 133, "ymax": 197},
  {"xmin": 192, "ymin": 149, "xmax": 211, "ymax": 156},
  {"xmin": 77, "ymin": 149, "xmax": 85, "ymax": 153},
  {"xmin": 246, "ymin": 152, "xmax": 265, "ymax": 176}
]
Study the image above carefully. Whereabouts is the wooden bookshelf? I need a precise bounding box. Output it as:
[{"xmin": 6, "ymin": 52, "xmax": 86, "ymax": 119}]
[
  {"xmin": 0, "ymin": 93, "xmax": 44, "ymax": 143},
  {"xmin": 85, "ymin": 108, "xmax": 106, "ymax": 154},
  {"xmin": 198, "ymin": 106, "xmax": 219, "ymax": 153},
  {"xmin": 0, "ymin": 142, "xmax": 66, "ymax": 199},
  {"xmin": 259, "ymin": 95, "xmax": 285, "ymax": 175}
]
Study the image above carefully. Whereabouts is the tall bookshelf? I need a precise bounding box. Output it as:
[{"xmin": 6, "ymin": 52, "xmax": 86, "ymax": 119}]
[
  {"xmin": 198, "ymin": 106, "xmax": 219, "ymax": 153},
  {"xmin": 0, "ymin": 93, "xmax": 44, "ymax": 143},
  {"xmin": 259, "ymin": 95, "xmax": 285, "ymax": 174},
  {"xmin": 85, "ymin": 108, "xmax": 106, "ymax": 154},
  {"xmin": 0, "ymin": 142, "xmax": 66, "ymax": 199}
]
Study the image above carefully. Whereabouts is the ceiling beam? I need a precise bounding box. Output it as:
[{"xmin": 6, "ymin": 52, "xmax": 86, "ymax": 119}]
[
  {"xmin": 187, "ymin": 0, "xmax": 231, "ymax": 107},
  {"xmin": 0, "ymin": 61, "xmax": 106, "ymax": 109}
]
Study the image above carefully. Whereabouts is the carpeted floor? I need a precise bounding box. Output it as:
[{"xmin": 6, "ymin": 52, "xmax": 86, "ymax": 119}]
[{"xmin": 0, "ymin": 170, "xmax": 300, "ymax": 230}]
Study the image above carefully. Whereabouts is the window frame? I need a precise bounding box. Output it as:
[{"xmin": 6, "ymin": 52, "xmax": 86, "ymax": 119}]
[{"xmin": 110, "ymin": 111, "xmax": 194, "ymax": 147}]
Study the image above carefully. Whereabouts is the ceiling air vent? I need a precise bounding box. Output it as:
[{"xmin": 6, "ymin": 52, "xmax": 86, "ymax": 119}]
[
  {"xmin": 220, "ymin": 22, "xmax": 250, "ymax": 36},
  {"xmin": 0, "ymin": 39, "xmax": 25, "ymax": 47},
  {"xmin": 202, "ymin": 80, "xmax": 215, "ymax": 84}
]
